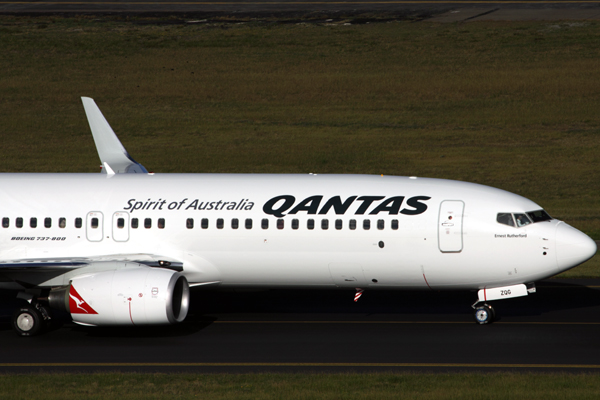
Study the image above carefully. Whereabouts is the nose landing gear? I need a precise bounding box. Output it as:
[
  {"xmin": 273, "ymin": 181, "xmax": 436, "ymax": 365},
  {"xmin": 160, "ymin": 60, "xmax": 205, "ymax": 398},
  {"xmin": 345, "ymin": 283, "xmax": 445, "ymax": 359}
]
[
  {"xmin": 470, "ymin": 283, "xmax": 535, "ymax": 325},
  {"xmin": 473, "ymin": 303, "xmax": 495, "ymax": 324}
]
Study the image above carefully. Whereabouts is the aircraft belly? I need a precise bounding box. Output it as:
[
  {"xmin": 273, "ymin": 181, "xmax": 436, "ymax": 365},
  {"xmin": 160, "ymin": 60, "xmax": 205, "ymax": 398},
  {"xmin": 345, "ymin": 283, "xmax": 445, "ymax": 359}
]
[{"xmin": 193, "ymin": 234, "xmax": 432, "ymax": 289}]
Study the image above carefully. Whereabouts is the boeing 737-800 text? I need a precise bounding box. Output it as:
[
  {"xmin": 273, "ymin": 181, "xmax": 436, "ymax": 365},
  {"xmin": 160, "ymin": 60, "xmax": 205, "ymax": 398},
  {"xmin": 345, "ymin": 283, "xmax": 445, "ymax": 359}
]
[{"xmin": 1, "ymin": 98, "xmax": 596, "ymax": 336}]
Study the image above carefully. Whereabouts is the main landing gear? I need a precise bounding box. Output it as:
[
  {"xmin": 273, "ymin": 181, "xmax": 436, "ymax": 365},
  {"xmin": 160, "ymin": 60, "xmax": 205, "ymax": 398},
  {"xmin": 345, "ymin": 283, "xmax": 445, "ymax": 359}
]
[
  {"xmin": 472, "ymin": 303, "xmax": 495, "ymax": 324},
  {"xmin": 12, "ymin": 293, "xmax": 53, "ymax": 337}
]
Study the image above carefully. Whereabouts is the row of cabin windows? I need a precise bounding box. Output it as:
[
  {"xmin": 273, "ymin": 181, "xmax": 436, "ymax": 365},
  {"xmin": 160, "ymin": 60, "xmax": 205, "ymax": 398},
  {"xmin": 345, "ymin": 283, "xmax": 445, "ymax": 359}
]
[
  {"xmin": 2, "ymin": 217, "xmax": 73, "ymax": 229},
  {"xmin": 0, "ymin": 217, "xmax": 166, "ymax": 230},
  {"xmin": 185, "ymin": 218, "xmax": 400, "ymax": 231},
  {"xmin": 1, "ymin": 216, "xmax": 399, "ymax": 232}
]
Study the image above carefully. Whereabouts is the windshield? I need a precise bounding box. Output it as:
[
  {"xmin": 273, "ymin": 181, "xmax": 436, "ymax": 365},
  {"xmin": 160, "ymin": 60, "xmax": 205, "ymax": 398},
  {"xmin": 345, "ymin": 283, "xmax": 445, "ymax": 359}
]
[
  {"xmin": 496, "ymin": 213, "xmax": 515, "ymax": 227},
  {"xmin": 527, "ymin": 210, "xmax": 552, "ymax": 223},
  {"xmin": 514, "ymin": 213, "xmax": 532, "ymax": 227},
  {"xmin": 497, "ymin": 210, "xmax": 552, "ymax": 228}
]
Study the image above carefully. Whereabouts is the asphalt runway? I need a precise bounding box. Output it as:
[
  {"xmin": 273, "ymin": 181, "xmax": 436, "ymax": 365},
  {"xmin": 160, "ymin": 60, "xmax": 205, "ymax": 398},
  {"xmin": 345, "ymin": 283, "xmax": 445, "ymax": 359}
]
[{"xmin": 1, "ymin": 279, "xmax": 600, "ymax": 373}]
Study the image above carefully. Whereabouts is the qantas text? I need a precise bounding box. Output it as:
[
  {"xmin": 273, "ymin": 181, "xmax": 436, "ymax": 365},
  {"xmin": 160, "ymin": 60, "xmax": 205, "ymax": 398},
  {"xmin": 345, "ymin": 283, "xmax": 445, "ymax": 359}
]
[{"xmin": 263, "ymin": 195, "xmax": 431, "ymax": 218}]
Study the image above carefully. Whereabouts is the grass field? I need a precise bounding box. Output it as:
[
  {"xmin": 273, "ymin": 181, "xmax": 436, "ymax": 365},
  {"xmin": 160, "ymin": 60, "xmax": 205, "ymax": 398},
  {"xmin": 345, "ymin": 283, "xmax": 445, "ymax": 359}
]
[{"xmin": 0, "ymin": 372, "xmax": 599, "ymax": 399}]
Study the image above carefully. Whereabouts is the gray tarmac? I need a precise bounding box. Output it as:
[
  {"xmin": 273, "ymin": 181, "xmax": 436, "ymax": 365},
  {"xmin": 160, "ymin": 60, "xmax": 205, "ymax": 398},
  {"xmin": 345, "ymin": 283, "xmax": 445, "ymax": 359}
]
[{"xmin": 1, "ymin": 278, "xmax": 600, "ymax": 373}]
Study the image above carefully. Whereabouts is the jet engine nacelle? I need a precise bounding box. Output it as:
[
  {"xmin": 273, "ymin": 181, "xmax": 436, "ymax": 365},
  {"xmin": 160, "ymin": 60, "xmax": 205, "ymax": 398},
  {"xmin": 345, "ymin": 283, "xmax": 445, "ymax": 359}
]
[{"xmin": 49, "ymin": 266, "xmax": 190, "ymax": 326}]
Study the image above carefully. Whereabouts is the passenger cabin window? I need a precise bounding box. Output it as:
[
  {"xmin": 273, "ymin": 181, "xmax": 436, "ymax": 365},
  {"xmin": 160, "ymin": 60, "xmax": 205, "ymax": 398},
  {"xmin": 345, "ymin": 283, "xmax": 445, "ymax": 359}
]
[
  {"xmin": 377, "ymin": 219, "xmax": 384, "ymax": 230},
  {"xmin": 292, "ymin": 219, "xmax": 299, "ymax": 230},
  {"xmin": 158, "ymin": 218, "xmax": 165, "ymax": 229},
  {"xmin": 261, "ymin": 219, "xmax": 269, "ymax": 229},
  {"xmin": 245, "ymin": 219, "xmax": 252, "ymax": 229},
  {"xmin": 186, "ymin": 218, "xmax": 194, "ymax": 229},
  {"xmin": 16, "ymin": 218, "xmax": 23, "ymax": 229},
  {"xmin": 277, "ymin": 219, "xmax": 284, "ymax": 229},
  {"xmin": 30, "ymin": 218, "xmax": 37, "ymax": 228},
  {"xmin": 44, "ymin": 218, "xmax": 51, "ymax": 228},
  {"xmin": 321, "ymin": 219, "xmax": 329, "ymax": 230},
  {"xmin": 391, "ymin": 219, "xmax": 399, "ymax": 230},
  {"xmin": 91, "ymin": 218, "xmax": 98, "ymax": 229},
  {"xmin": 335, "ymin": 219, "xmax": 342, "ymax": 230},
  {"xmin": 201, "ymin": 218, "xmax": 209, "ymax": 229},
  {"xmin": 2, "ymin": 218, "xmax": 8, "ymax": 228},
  {"xmin": 363, "ymin": 219, "xmax": 370, "ymax": 230},
  {"xmin": 217, "ymin": 218, "xmax": 224, "ymax": 229},
  {"xmin": 307, "ymin": 219, "xmax": 314, "ymax": 230},
  {"xmin": 59, "ymin": 218, "xmax": 66, "ymax": 228},
  {"xmin": 75, "ymin": 217, "xmax": 82, "ymax": 228},
  {"xmin": 232, "ymin": 219, "xmax": 239, "ymax": 229},
  {"xmin": 131, "ymin": 218, "xmax": 139, "ymax": 229},
  {"xmin": 349, "ymin": 219, "xmax": 356, "ymax": 230},
  {"xmin": 144, "ymin": 218, "xmax": 152, "ymax": 229},
  {"xmin": 117, "ymin": 218, "xmax": 125, "ymax": 229}
]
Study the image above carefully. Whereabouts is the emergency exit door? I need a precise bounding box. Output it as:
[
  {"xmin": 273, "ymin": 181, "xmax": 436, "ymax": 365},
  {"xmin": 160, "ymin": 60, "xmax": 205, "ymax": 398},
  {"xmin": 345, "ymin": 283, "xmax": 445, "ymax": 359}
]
[
  {"xmin": 112, "ymin": 212, "xmax": 130, "ymax": 242},
  {"xmin": 86, "ymin": 211, "xmax": 104, "ymax": 242},
  {"xmin": 438, "ymin": 200, "xmax": 464, "ymax": 253}
]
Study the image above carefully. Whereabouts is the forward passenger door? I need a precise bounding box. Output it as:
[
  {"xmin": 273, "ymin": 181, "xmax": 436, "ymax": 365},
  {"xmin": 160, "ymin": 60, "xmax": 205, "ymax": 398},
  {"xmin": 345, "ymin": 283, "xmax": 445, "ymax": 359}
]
[{"xmin": 438, "ymin": 200, "xmax": 464, "ymax": 253}]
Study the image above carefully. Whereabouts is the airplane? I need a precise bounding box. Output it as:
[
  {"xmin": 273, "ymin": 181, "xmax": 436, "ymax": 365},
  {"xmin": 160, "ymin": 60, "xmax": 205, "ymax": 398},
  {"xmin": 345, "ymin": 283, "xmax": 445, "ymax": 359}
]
[{"xmin": 0, "ymin": 97, "xmax": 596, "ymax": 336}]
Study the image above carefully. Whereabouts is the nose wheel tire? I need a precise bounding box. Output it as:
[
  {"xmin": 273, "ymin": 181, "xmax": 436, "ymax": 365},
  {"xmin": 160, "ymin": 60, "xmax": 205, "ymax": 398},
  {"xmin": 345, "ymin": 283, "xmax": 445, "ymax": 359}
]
[
  {"xmin": 13, "ymin": 305, "xmax": 45, "ymax": 337},
  {"xmin": 474, "ymin": 304, "xmax": 495, "ymax": 325}
]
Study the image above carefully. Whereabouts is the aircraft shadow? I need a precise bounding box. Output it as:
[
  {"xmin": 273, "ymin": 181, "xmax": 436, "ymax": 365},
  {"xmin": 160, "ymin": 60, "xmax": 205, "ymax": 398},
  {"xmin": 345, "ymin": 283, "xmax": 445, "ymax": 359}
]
[
  {"xmin": 1, "ymin": 280, "xmax": 599, "ymax": 336},
  {"xmin": 189, "ymin": 280, "xmax": 600, "ymax": 322}
]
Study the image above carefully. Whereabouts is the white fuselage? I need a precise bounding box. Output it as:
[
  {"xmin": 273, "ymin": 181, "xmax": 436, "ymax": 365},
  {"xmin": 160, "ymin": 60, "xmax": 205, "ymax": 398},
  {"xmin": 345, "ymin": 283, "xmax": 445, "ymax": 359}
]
[{"xmin": 0, "ymin": 173, "xmax": 594, "ymax": 292}]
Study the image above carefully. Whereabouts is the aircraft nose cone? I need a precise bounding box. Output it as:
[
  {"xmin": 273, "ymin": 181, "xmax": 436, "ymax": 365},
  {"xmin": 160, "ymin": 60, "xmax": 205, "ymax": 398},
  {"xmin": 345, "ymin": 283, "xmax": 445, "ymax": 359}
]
[{"xmin": 555, "ymin": 222, "xmax": 597, "ymax": 272}]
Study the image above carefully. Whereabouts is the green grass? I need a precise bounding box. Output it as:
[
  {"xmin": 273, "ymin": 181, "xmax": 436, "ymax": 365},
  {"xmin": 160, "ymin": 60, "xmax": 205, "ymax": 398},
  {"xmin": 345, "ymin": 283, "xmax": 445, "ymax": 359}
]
[
  {"xmin": 0, "ymin": 372, "xmax": 600, "ymax": 399},
  {"xmin": 0, "ymin": 17, "xmax": 598, "ymax": 248}
]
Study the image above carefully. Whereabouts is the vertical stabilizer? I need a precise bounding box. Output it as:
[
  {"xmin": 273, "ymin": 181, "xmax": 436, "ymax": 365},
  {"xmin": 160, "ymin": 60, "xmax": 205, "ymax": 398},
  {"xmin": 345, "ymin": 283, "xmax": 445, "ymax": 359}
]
[{"xmin": 81, "ymin": 97, "xmax": 148, "ymax": 174}]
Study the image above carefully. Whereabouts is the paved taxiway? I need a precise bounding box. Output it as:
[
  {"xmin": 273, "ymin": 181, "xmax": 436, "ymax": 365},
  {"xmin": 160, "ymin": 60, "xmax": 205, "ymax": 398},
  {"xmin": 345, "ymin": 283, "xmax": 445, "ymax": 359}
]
[{"xmin": 1, "ymin": 278, "xmax": 600, "ymax": 373}]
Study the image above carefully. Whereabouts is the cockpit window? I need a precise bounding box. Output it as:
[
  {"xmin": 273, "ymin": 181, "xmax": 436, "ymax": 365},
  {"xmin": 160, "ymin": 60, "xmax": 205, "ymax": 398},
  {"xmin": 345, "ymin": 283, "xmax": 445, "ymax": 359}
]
[
  {"xmin": 514, "ymin": 213, "xmax": 532, "ymax": 227},
  {"xmin": 527, "ymin": 210, "xmax": 552, "ymax": 223},
  {"xmin": 497, "ymin": 213, "xmax": 515, "ymax": 227},
  {"xmin": 498, "ymin": 211, "xmax": 550, "ymax": 228}
]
